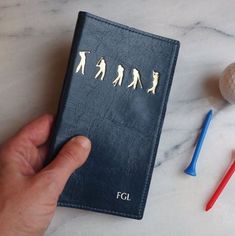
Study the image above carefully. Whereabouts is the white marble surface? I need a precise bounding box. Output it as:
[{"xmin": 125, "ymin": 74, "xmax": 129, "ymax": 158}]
[{"xmin": 1, "ymin": 0, "xmax": 235, "ymax": 235}]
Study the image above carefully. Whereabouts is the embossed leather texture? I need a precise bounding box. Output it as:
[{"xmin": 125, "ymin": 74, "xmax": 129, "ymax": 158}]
[{"xmin": 46, "ymin": 11, "xmax": 180, "ymax": 219}]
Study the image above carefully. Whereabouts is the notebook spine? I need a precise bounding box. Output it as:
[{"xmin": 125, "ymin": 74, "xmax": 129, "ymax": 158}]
[{"xmin": 45, "ymin": 12, "xmax": 87, "ymax": 165}]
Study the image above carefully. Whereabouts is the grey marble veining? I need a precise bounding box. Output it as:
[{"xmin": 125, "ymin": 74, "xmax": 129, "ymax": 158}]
[{"xmin": 1, "ymin": 0, "xmax": 235, "ymax": 235}]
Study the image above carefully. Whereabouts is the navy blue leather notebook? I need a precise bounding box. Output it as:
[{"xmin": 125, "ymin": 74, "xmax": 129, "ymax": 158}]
[{"xmin": 47, "ymin": 11, "xmax": 180, "ymax": 219}]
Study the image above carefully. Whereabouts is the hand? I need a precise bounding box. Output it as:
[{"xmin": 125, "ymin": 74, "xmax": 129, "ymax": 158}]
[{"xmin": 0, "ymin": 114, "xmax": 91, "ymax": 236}]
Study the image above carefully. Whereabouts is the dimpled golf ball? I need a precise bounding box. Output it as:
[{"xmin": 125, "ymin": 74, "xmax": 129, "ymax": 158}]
[{"xmin": 219, "ymin": 63, "xmax": 235, "ymax": 104}]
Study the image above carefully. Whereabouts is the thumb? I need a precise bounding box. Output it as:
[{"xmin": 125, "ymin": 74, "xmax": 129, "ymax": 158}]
[{"xmin": 39, "ymin": 136, "xmax": 91, "ymax": 194}]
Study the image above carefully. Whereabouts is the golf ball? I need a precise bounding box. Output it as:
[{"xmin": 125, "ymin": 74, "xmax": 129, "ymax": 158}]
[{"xmin": 219, "ymin": 63, "xmax": 235, "ymax": 104}]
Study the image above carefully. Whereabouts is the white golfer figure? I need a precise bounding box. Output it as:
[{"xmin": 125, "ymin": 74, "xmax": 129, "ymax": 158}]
[
  {"xmin": 95, "ymin": 57, "xmax": 106, "ymax": 80},
  {"xmin": 127, "ymin": 68, "xmax": 143, "ymax": 90},
  {"xmin": 75, "ymin": 51, "xmax": 90, "ymax": 75},
  {"xmin": 147, "ymin": 71, "xmax": 160, "ymax": 95},
  {"xmin": 112, "ymin": 64, "xmax": 124, "ymax": 86}
]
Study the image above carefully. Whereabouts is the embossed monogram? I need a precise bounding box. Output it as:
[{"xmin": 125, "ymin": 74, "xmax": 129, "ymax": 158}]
[
  {"xmin": 75, "ymin": 51, "xmax": 160, "ymax": 95},
  {"xmin": 116, "ymin": 192, "xmax": 131, "ymax": 201}
]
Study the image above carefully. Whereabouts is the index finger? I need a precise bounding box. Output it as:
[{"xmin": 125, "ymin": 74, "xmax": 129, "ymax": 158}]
[{"xmin": 14, "ymin": 114, "xmax": 54, "ymax": 147}]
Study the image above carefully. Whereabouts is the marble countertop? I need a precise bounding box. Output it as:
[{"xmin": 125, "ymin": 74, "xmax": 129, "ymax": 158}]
[{"xmin": 1, "ymin": 0, "xmax": 235, "ymax": 235}]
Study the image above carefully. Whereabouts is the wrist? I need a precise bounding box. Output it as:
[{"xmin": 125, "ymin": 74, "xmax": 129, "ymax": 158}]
[{"xmin": 0, "ymin": 212, "xmax": 42, "ymax": 236}]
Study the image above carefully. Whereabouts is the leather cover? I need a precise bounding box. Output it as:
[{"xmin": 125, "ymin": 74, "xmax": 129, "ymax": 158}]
[{"xmin": 46, "ymin": 11, "xmax": 180, "ymax": 219}]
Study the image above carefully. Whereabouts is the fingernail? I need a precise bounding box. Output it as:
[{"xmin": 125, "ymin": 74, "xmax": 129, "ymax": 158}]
[{"xmin": 72, "ymin": 136, "xmax": 91, "ymax": 150}]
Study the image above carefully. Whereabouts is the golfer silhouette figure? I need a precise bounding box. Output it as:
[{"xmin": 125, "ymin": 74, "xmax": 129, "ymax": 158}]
[
  {"xmin": 127, "ymin": 68, "xmax": 143, "ymax": 90},
  {"xmin": 95, "ymin": 57, "xmax": 106, "ymax": 80},
  {"xmin": 112, "ymin": 64, "xmax": 124, "ymax": 86},
  {"xmin": 147, "ymin": 71, "xmax": 160, "ymax": 94},
  {"xmin": 75, "ymin": 51, "xmax": 90, "ymax": 75}
]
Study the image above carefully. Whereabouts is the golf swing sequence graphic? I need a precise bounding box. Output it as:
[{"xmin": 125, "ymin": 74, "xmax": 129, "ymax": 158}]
[{"xmin": 75, "ymin": 51, "xmax": 160, "ymax": 95}]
